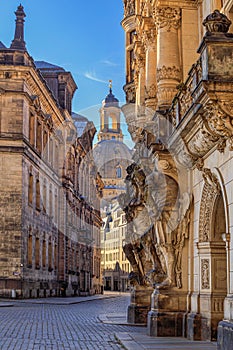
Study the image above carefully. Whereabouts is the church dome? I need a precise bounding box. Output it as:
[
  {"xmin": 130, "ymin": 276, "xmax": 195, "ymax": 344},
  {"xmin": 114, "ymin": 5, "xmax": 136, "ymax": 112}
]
[
  {"xmin": 93, "ymin": 139, "xmax": 132, "ymax": 178},
  {"xmin": 103, "ymin": 88, "xmax": 119, "ymax": 106}
]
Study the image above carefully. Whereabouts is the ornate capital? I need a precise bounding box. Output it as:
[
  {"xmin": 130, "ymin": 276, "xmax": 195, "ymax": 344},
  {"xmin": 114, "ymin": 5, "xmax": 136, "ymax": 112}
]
[
  {"xmin": 123, "ymin": 83, "xmax": 136, "ymax": 103},
  {"xmin": 157, "ymin": 65, "xmax": 181, "ymax": 82},
  {"xmin": 155, "ymin": 7, "xmax": 181, "ymax": 31},
  {"xmin": 142, "ymin": 28, "xmax": 157, "ymax": 48}
]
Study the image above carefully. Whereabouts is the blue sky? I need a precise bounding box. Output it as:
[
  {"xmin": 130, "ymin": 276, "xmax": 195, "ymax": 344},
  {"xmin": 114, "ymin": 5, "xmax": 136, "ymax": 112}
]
[{"xmin": 0, "ymin": 1, "xmax": 133, "ymax": 145}]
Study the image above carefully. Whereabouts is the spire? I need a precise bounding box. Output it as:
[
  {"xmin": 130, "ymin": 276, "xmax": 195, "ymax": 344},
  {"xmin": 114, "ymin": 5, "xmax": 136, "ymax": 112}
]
[
  {"xmin": 109, "ymin": 79, "xmax": 112, "ymax": 94},
  {"xmin": 10, "ymin": 4, "xmax": 26, "ymax": 50}
]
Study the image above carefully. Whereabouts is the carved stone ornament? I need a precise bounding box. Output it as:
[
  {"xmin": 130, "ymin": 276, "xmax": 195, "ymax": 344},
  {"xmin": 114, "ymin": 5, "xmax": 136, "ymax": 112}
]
[
  {"xmin": 199, "ymin": 168, "xmax": 220, "ymax": 242},
  {"xmin": 157, "ymin": 87, "xmax": 177, "ymax": 107},
  {"xmin": 30, "ymin": 95, "xmax": 41, "ymax": 113},
  {"xmin": 157, "ymin": 65, "xmax": 181, "ymax": 82},
  {"xmin": 125, "ymin": 84, "xmax": 136, "ymax": 103},
  {"xmin": 123, "ymin": 0, "xmax": 135, "ymax": 18},
  {"xmin": 201, "ymin": 259, "xmax": 210, "ymax": 289},
  {"xmin": 145, "ymin": 84, "xmax": 156, "ymax": 99},
  {"xmin": 187, "ymin": 121, "xmax": 219, "ymax": 158},
  {"xmin": 202, "ymin": 99, "xmax": 233, "ymax": 150},
  {"xmin": 142, "ymin": 28, "xmax": 157, "ymax": 48},
  {"xmin": 203, "ymin": 9, "xmax": 231, "ymax": 34},
  {"xmin": 155, "ymin": 7, "xmax": 181, "ymax": 31}
]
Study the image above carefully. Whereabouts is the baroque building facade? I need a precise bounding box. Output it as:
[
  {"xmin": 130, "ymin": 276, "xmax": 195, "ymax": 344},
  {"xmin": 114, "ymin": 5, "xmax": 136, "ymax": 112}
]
[
  {"xmin": 121, "ymin": 0, "xmax": 233, "ymax": 348},
  {"xmin": 0, "ymin": 5, "xmax": 103, "ymax": 298}
]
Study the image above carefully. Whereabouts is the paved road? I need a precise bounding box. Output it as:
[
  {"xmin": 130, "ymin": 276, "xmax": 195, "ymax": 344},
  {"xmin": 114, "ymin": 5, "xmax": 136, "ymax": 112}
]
[
  {"xmin": 0, "ymin": 294, "xmax": 143, "ymax": 350},
  {"xmin": 0, "ymin": 293, "xmax": 217, "ymax": 350}
]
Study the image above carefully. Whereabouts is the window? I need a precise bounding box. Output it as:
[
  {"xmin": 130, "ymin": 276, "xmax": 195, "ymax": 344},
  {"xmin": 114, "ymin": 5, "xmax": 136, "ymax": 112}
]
[
  {"xmin": 54, "ymin": 244, "xmax": 57, "ymax": 270},
  {"xmin": 27, "ymin": 234, "xmax": 32, "ymax": 267},
  {"xmin": 36, "ymin": 179, "xmax": 40, "ymax": 210},
  {"xmin": 49, "ymin": 186, "xmax": 53, "ymax": 217},
  {"xmin": 116, "ymin": 166, "xmax": 122, "ymax": 178},
  {"xmin": 43, "ymin": 130, "xmax": 48, "ymax": 160},
  {"xmin": 42, "ymin": 240, "xmax": 46, "ymax": 268},
  {"xmin": 36, "ymin": 120, "xmax": 42, "ymax": 154},
  {"xmin": 129, "ymin": 30, "xmax": 136, "ymax": 45},
  {"xmin": 54, "ymin": 193, "xmax": 58, "ymax": 224},
  {"xmin": 29, "ymin": 114, "xmax": 35, "ymax": 146},
  {"xmin": 28, "ymin": 173, "xmax": 33, "ymax": 206},
  {"xmin": 35, "ymin": 237, "xmax": 40, "ymax": 269},
  {"xmin": 48, "ymin": 240, "xmax": 52, "ymax": 271},
  {"xmin": 43, "ymin": 183, "xmax": 47, "ymax": 213}
]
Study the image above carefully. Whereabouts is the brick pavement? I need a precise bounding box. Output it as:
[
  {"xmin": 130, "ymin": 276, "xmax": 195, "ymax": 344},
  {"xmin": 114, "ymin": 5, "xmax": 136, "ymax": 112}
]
[
  {"xmin": 0, "ymin": 293, "xmax": 218, "ymax": 350},
  {"xmin": 0, "ymin": 293, "xmax": 143, "ymax": 350}
]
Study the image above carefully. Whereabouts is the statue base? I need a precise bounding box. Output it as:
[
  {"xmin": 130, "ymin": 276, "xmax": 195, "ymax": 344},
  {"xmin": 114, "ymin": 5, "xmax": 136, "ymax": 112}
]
[
  {"xmin": 147, "ymin": 289, "xmax": 187, "ymax": 337},
  {"xmin": 217, "ymin": 320, "xmax": 233, "ymax": 350},
  {"xmin": 127, "ymin": 285, "xmax": 153, "ymax": 324},
  {"xmin": 187, "ymin": 313, "xmax": 202, "ymax": 340}
]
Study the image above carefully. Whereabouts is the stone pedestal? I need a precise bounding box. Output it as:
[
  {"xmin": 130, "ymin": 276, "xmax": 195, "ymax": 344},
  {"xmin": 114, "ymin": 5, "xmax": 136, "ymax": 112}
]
[
  {"xmin": 147, "ymin": 289, "xmax": 187, "ymax": 337},
  {"xmin": 187, "ymin": 313, "xmax": 202, "ymax": 340},
  {"xmin": 217, "ymin": 320, "xmax": 233, "ymax": 350},
  {"xmin": 127, "ymin": 285, "xmax": 153, "ymax": 324}
]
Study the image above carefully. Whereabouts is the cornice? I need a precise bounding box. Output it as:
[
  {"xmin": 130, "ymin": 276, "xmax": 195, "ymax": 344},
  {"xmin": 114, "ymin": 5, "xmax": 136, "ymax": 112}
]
[
  {"xmin": 121, "ymin": 15, "xmax": 136, "ymax": 31},
  {"xmin": 151, "ymin": 0, "xmax": 198, "ymax": 10}
]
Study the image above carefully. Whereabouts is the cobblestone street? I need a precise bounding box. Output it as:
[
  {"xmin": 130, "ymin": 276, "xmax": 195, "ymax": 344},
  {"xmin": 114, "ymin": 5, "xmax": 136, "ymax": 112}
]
[{"xmin": 0, "ymin": 294, "xmax": 143, "ymax": 350}]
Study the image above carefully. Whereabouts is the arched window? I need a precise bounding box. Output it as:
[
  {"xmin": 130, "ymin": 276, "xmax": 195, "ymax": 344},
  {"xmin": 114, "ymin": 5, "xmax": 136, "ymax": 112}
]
[{"xmin": 116, "ymin": 166, "xmax": 122, "ymax": 178}]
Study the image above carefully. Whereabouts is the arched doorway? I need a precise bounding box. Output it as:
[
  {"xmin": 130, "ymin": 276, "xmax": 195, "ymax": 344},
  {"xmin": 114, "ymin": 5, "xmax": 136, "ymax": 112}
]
[{"xmin": 198, "ymin": 169, "xmax": 227, "ymax": 340}]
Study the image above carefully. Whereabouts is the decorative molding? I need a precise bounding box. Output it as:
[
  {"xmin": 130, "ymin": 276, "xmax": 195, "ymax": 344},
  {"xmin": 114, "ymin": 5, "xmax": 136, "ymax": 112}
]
[
  {"xmin": 186, "ymin": 122, "xmax": 219, "ymax": 158},
  {"xmin": 155, "ymin": 7, "xmax": 181, "ymax": 31},
  {"xmin": 199, "ymin": 168, "xmax": 220, "ymax": 242},
  {"xmin": 201, "ymin": 259, "xmax": 210, "ymax": 289}
]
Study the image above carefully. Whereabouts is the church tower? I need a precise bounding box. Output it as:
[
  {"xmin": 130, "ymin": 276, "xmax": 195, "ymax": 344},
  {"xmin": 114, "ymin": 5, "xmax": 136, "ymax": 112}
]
[
  {"xmin": 93, "ymin": 82, "xmax": 132, "ymax": 202},
  {"xmin": 98, "ymin": 81, "xmax": 123, "ymax": 142}
]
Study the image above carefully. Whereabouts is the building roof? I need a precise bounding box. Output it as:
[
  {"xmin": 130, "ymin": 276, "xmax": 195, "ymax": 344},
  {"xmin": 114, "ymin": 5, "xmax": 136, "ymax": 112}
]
[
  {"xmin": 35, "ymin": 61, "xmax": 65, "ymax": 72},
  {"xmin": 93, "ymin": 139, "xmax": 132, "ymax": 173},
  {"xmin": 103, "ymin": 88, "xmax": 119, "ymax": 106},
  {"xmin": 72, "ymin": 112, "xmax": 90, "ymax": 137},
  {"xmin": 0, "ymin": 41, "xmax": 6, "ymax": 49}
]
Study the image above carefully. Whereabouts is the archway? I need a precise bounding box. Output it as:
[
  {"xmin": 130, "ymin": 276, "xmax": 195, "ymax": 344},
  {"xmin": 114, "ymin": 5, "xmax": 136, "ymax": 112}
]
[{"xmin": 198, "ymin": 170, "xmax": 227, "ymax": 341}]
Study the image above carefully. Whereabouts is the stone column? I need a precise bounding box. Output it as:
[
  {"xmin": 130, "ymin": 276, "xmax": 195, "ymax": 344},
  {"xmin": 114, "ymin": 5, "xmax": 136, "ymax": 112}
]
[
  {"xmin": 155, "ymin": 7, "xmax": 181, "ymax": 109},
  {"xmin": 142, "ymin": 26, "xmax": 157, "ymax": 111}
]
